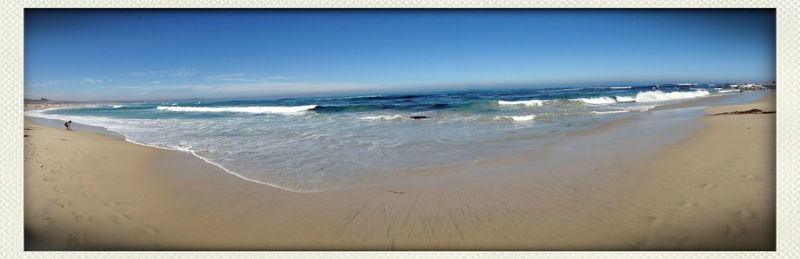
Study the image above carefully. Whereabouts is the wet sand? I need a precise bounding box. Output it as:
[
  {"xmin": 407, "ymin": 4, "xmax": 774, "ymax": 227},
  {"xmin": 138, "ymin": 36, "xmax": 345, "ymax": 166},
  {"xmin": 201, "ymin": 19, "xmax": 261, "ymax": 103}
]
[{"xmin": 24, "ymin": 95, "xmax": 775, "ymax": 250}]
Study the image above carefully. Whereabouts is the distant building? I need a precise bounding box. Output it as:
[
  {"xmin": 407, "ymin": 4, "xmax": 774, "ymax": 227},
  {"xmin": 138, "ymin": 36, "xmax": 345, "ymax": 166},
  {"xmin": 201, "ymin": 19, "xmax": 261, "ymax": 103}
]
[{"xmin": 727, "ymin": 83, "xmax": 767, "ymax": 90}]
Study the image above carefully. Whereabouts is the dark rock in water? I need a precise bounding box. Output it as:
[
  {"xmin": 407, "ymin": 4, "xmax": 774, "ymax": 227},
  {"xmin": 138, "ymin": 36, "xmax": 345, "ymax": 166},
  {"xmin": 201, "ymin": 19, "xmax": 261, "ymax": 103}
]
[
  {"xmin": 409, "ymin": 116, "xmax": 429, "ymax": 119},
  {"xmin": 709, "ymin": 109, "xmax": 775, "ymax": 116}
]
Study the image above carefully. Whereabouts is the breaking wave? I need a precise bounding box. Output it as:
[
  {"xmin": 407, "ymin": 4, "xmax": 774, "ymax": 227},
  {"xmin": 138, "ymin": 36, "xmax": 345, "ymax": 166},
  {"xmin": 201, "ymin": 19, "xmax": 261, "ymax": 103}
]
[
  {"xmin": 574, "ymin": 97, "xmax": 618, "ymax": 105},
  {"xmin": 634, "ymin": 90, "xmax": 710, "ymax": 103},
  {"xmin": 359, "ymin": 115, "xmax": 404, "ymax": 121},
  {"xmin": 591, "ymin": 110, "xmax": 628, "ymax": 115},
  {"xmin": 497, "ymin": 100, "xmax": 544, "ymax": 106},
  {"xmin": 156, "ymin": 105, "xmax": 318, "ymax": 114},
  {"xmin": 615, "ymin": 96, "xmax": 636, "ymax": 103},
  {"xmin": 494, "ymin": 114, "xmax": 536, "ymax": 122}
]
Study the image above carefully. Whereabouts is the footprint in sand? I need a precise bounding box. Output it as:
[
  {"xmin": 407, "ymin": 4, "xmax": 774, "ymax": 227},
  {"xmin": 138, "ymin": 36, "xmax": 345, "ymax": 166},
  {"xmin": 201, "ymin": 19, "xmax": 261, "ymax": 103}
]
[
  {"xmin": 743, "ymin": 175, "xmax": 760, "ymax": 180},
  {"xmin": 735, "ymin": 210, "xmax": 757, "ymax": 221},
  {"xmin": 113, "ymin": 212, "xmax": 132, "ymax": 224},
  {"xmin": 671, "ymin": 235, "xmax": 690, "ymax": 245},
  {"xmin": 646, "ymin": 215, "xmax": 665, "ymax": 226},
  {"xmin": 679, "ymin": 200, "xmax": 700, "ymax": 208},
  {"xmin": 42, "ymin": 176, "xmax": 55, "ymax": 182},
  {"xmin": 66, "ymin": 232, "xmax": 88, "ymax": 247},
  {"xmin": 81, "ymin": 190, "xmax": 97, "ymax": 198},
  {"xmin": 719, "ymin": 224, "xmax": 731, "ymax": 237},
  {"xmin": 145, "ymin": 226, "xmax": 160, "ymax": 235},
  {"xmin": 52, "ymin": 186, "xmax": 62, "ymax": 193},
  {"xmin": 104, "ymin": 201, "xmax": 119, "ymax": 207},
  {"xmin": 631, "ymin": 237, "xmax": 649, "ymax": 249},
  {"xmin": 72, "ymin": 212, "xmax": 84, "ymax": 222},
  {"xmin": 701, "ymin": 183, "xmax": 717, "ymax": 190},
  {"xmin": 721, "ymin": 223, "xmax": 747, "ymax": 238}
]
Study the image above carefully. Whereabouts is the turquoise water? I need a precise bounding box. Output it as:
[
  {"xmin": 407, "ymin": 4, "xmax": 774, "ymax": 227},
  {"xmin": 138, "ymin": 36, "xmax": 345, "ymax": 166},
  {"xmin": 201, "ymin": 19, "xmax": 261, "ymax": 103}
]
[{"xmin": 26, "ymin": 84, "xmax": 760, "ymax": 192}]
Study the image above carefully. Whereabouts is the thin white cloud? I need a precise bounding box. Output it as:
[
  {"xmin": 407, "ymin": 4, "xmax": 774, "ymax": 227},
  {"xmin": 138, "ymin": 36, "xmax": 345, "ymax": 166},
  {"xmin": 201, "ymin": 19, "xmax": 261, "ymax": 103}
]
[
  {"xmin": 128, "ymin": 68, "xmax": 194, "ymax": 78},
  {"xmin": 161, "ymin": 81, "xmax": 383, "ymax": 99},
  {"xmin": 263, "ymin": 75, "xmax": 287, "ymax": 80},
  {"xmin": 169, "ymin": 70, "xmax": 195, "ymax": 77},
  {"xmin": 206, "ymin": 73, "xmax": 244, "ymax": 79},
  {"xmin": 38, "ymin": 80, "xmax": 384, "ymax": 101},
  {"xmin": 29, "ymin": 69, "xmax": 384, "ymax": 101},
  {"xmin": 82, "ymin": 78, "xmax": 104, "ymax": 84},
  {"xmin": 96, "ymin": 86, "xmax": 148, "ymax": 89},
  {"xmin": 206, "ymin": 73, "xmax": 259, "ymax": 82},
  {"xmin": 31, "ymin": 80, "xmax": 64, "ymax": 87}
]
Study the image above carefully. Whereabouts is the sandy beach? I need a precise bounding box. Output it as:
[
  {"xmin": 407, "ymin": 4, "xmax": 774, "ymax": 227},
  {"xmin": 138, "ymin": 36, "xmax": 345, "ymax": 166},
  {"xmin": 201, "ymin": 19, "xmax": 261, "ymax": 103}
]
[{"xmin": 24, "ymin": 95, "xmax": 775, "ymax": 250}]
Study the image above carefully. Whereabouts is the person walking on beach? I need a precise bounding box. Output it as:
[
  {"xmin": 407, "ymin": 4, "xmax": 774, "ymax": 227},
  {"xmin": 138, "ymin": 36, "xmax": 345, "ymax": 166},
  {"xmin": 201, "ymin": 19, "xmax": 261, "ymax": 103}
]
[{"xmin": 64, "ymin": 120, "xmax": 72, "ymax": 131}]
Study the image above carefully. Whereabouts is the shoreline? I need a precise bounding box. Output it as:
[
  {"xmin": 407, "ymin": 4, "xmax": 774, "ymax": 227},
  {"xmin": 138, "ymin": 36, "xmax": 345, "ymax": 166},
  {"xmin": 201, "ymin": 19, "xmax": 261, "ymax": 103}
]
[
  {"xmin": 23, "ymin": 92, "xmax": 760, "ymax": 193},
  {"xmin": 24, "ymin": 94, "xmax": 775, "ymax": 250}
]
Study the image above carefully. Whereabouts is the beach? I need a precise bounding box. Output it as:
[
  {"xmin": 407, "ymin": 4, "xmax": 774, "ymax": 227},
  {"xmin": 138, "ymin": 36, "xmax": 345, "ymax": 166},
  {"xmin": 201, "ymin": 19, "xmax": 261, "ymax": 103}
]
[{"xmin": 24, "ymin": 95, "xmax": 775, "ymax": 250}]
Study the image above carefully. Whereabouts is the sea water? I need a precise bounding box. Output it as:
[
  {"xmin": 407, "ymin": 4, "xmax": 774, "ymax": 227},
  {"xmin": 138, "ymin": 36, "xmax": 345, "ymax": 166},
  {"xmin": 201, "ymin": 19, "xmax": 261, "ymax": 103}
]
[{"xmin": 26, "ymin": 84, "xmax": 764, "ymax": 192}]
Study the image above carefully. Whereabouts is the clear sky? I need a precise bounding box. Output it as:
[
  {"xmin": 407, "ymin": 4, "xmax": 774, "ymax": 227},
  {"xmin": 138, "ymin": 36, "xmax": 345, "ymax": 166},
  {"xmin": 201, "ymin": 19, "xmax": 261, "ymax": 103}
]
[{"xmin": 25, "ymin": 9, "xmax": 776, "ymax": 101}]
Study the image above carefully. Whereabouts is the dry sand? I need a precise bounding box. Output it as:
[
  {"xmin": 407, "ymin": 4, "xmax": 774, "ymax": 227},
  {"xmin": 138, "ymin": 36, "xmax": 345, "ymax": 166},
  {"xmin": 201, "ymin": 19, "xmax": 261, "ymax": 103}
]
[{"xmin": 24, "ymin": 96, "xmax": 775, "ymax": 250}]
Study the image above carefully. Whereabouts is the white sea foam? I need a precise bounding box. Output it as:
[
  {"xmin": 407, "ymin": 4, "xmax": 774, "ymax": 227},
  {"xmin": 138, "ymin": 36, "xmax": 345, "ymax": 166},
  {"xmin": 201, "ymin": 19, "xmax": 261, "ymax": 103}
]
[
  {"xmin": 171, "ymin": 144, "xmax": 193, "ymax": 152},
  {"xmin": 627, "ymin": 105, "xmax": 656, "ymax": 112},
  {"xmin": 317, "ymin": 95, "xmax": 382, "ymax": 101},
  {"xmin": 111, "ymin": 105, "xmax": 124, "ymax": 108},
  {"xmin": 717, "ymin": 89, "xmax": 738, "ymax": 93},
  {"xmin": 494, "ymin": 115, "xmax": 536, "ymax": 122},
  {"xmin": 155, "ymin": 105, "xmax": 318, "ymax": 114},
  {"xmin": 497, "ymin": 100, "xmax": 544, "ymax": 106},
  {"xmin": 575, "ymin": 97, "xmax": 617, "ymax": 105},
  {"xmin": 359, "ymin": 115, "xmax": 404, "ymax": 121},
  {"xmin": 591, "ymin": 110, "xmax": 628, "ymax": 115},
  {"xmin": 124, "ymin": 136, "xmax": 313, "ymax": 193},
  {"xmin": 634, "ymin": 90, "xmax": 710, "ymax": 103},
  {"xmin": 609, "ymin": 86, "xmax": 632, "ymax": 89},
  {"xmin": 615, "ymin": 96, "xmax": 636, "ymax": 103},
  {"xmin": 548, "ymin": 87, "xmax": 583, "ymax": 92}
]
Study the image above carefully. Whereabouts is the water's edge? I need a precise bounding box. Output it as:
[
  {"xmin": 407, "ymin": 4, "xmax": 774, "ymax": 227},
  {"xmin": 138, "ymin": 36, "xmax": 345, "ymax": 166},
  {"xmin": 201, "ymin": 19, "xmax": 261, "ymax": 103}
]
[
  {"xmin": 25, "ymin": 115, "xmax": 314, "ymax": 193},
  {"xmin": 24, "ymin": 91, "xmax": 766, "ymax": 193}
]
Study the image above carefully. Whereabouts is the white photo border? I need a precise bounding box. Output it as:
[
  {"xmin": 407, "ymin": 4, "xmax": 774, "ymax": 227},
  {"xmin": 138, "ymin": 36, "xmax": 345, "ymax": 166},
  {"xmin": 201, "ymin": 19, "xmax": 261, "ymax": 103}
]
[{"xmin": 2, "ymin": 1, "xmax": 796, "ymax": 258}]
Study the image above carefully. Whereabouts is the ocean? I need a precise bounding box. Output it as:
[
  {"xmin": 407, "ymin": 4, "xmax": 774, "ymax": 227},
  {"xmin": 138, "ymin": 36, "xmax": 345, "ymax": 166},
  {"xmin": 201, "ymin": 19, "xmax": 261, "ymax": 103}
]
[{"xmin": 26, "ymin": 84, "xmax": 761, "ymax": 192}]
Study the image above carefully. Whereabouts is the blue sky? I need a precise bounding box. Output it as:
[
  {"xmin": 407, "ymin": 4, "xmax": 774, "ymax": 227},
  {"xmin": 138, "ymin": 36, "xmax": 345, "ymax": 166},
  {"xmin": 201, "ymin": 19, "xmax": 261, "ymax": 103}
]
[{"xmin": 25, "ymin": 9, "xmax": 775, "ymax": 101}]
